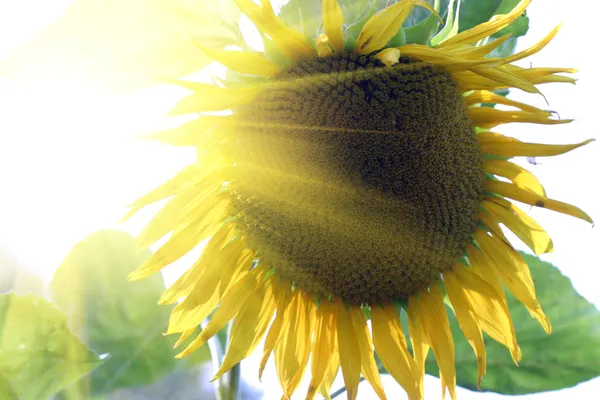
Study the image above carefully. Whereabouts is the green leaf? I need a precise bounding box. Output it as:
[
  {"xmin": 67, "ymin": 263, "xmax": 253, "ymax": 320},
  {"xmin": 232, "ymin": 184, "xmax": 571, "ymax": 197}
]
[
  {"xmin": 488, "ymin": 35, "xmax": 518, "ymax": 59},
  {"xmin": 401, "ymin": 0, "xmax": 449, "ymax": 45},
  {"xmin": 491, "ymin": 0, "xmax": 529, "ymax": 38},
  {"xmin": 402, "ymin": 0, "xmax": 449, "ymax": 28},
  {"xmin": 0, "ymin": 0, "xmax": 243, "ymax": 92},
  {"xmin": 50, "ymin": 230, "xmax": 210, "ymax": 397},
  {"xmin": 425, "ymin": 253, "xmax": 600, "ymax": 394},
  {"xmin": 279, "ymin": 0, "xmax": 323, "ymax": 46},
  {"xmin": 0, "ymin": 293, "xmax": 101, "ymax": 400},
  {"xmin": 457, "ymin": 0, "xmax": 528, "ymax": 38},
  {"xmin": 340, "ymin": 0, "xmax": 387, "ymax": 50},
  {"xmin": 0, "ymin": 375, "xmax": 17, "ymax": 400},
  {"xmin": 458, "ymin": 0, "xmax": 502, "ymax": 32},
  {"xmin": 278, "ymin": 0, "xmax": 447, "ymax": 49}
]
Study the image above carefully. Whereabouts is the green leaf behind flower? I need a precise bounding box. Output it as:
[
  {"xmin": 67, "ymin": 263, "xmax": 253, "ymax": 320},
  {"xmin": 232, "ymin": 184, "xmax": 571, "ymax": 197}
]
[
  {"xmin": 0, "ymin": 375, "xmax": 17, "ymax": 400},
  {"xmin": 277, "ymin": 0, "xmax": 528, "ymax": 51},
  {"xmin": 280, "ymin": 0, "xmax": 323, "ymax": 46},
  {"xmin": 400, "ymin": 0, "xmax": 449, "ymax": 45},
  {"xmin": 458, "ymin": 0, "xmax": 502, "ymax": 32},
  {"xmin": 0, "ymin": 293, "xmax": 101, "ymax": 400},
  {"xmin": 458, "ymin": 0, "xmax": 528, "ymax": 38},
  {"xmin": 491, "ymin": 0, "xmax": 529, "ymax": 38},
  {"xmin": 425, "ymin": 253, "xmax": 600, "ymax": 394},
  {"xmin": 51, "ymin": 230, "xmax": 210, "ymax": 398}
]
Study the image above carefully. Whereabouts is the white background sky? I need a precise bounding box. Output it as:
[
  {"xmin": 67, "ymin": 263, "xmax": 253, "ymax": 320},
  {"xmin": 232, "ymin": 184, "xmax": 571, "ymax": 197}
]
[{"xmin": 0, "ymin": 0, "xmax": 598, "ymax": 399}]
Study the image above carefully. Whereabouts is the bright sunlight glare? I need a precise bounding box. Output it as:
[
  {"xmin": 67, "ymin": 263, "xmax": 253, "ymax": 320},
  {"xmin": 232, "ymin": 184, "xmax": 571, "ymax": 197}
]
[{"xmin": 0, "ymin": 1, "xmax": 599, "ymax": 399}]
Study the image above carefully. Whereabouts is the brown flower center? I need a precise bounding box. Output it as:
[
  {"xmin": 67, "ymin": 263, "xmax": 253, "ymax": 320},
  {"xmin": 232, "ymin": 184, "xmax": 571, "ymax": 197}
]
[{"xmin": 226, "ymin": 52, "xmax": 484, "ymax": 304}]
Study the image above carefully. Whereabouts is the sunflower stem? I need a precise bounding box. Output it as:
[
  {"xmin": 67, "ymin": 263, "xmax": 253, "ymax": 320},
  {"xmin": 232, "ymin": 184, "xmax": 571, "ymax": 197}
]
[
  {"xmin": 330, "ymin": 377, "xmax": 365, "ymax": 399},
  {"xmin": 210, "ymin": 321, "xmax": 240, "ymax": 400},
  {"xmin": 204, "ymin": 320, "xmax": 225, "ymax": 400},
  {"xmin": 225, "ymin": 362, "xmax": 241, "ymax": 400}
]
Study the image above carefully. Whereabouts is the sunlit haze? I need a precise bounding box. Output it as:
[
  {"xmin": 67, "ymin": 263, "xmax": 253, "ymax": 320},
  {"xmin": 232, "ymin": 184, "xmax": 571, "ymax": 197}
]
[{"xmin": 0, "ymin": 1, "xmax": 598, "ymax": 399}]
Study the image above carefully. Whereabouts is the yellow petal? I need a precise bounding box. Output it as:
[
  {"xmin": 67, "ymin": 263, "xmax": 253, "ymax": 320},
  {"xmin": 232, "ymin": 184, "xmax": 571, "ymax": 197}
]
[
  {"xmin": 417, "ymin": 285, "xmax": 457, "ymax": 400},
  {"xmin": 157, "ymin": 225, "xmax": 238, "ymax": 304},
  {"xmin": 307, "ymin": 301, "xmax": 337, "ymax": 400},
  {"xmin": 500, "ymin": 24, "xmax": 562, "ymax": 65},
  {"xmin": 322, "ymin": 0, "xmax": 344, "ymax": 53},
  {"xmin": 158, "ymin": 248, "xmax": 248, "ymax": 305},
  {"xmin": 166, "ymin": 239, "xmax": 248, "ymax": 334},
  {"xmin": 479, "ymin": 211, "xmax": 509, "ymax": 244},
  {"xmin": 470, "ymin": 65, "xmax": 540, "ymax": 94},
  {"xmin": 316, "ymin": 34, "xmax": 334, "ymax": 58},
  {"xmin": 349, "ymin": 307, "xmax": 387, "ymax": 400},
  {"xmin": 448, "ymin": 34, "xmax": 511, "ymax": 59},
  {"xmin": 129, "ymin": 201, "xmax": 229, "ymax": 281},
  {"xmin": 192, "ymin": 44, "xmax": 280, "ymax": 76},
  {"xmin": 317, "ymin": 349, "xmax": 340, "ymax": 400},
  {"xmin": 274, "ymin": 290, "xmax": 314, "ymax": 398},
  {"xmin": 519, "ymin": 68, "xmax": 577, "ymax": 85},
  {"xmin": 503, "ymin": 65, "xmax": 577, "ymax": 85},
  {"xmin": 464, "ymin": 90, "xmax": 551, "ymax": 115},
  {"xmin": 440, "ymin": 0, "xmax": 532, "ymax": 47},
  {"xmin": 407, "ymin": 299, "xmax": 429, "ymax": 395},
  {"xmin": 512, "ymin": 66, "xmax": 576, "ymax": 78},
  {"xmin": 483, "ymin": 197, "xmax": 553, "ymax": 255},
  {"xmin": 452, "ymin": 70, "xmax": 508, "ymax": 91},
  {"xmin": 336, "ymin": 303, "xmax": 362, "ymax": 400},
  {"xmin": 399, "ymin": 44, "xmax": 493, "ymax": 70},
  {"xmin": 372, "ymin": 305, "xmax": 420, "ymax": 400},
  {"xmin": 476, "ymin": 230, "xmax": 551, "ymax": 334},
  {"xmin": 233, "ymin": 0, "xmax": 314, "ymax": 62},
  {"xmin": 259, "ymin": 283, "xmax": 291, "ymax": 380},
  {"xmin": 468, "ymin": 108, "xmax": 572, "ymax": 129},
  {"xmin": 356, "ymin": 0, "xmax": 436, "ymax": 55},
  {"xmin": 480, "ymin": 136, "xmax": 594, "ymax": 158},
  {"xmin": 122, "ymin": 164, "xmax": 197, "ymax": 221},
  {"xmin": 135, "ymin": 189, "xmax": 225, "ymax": 258},
  {"xmin": 165, "ymin": 78, "xmax": 260, "ymax": 115},
  {"xmin": 375, "ymin": 48, "xmax": 402, "ymax": 67},
  {"xmin": 484, "ymin": 159, "xmax": 545, "ymax": 196},
  {"xmin": 457, "ymin": 253, "xmax": 522, "ymax": 363},
  {"xmin": 141, "ymin": 115, "xmax": 236, "ymax": 147},
  {"xmin": 485, "ymin": 180, "xmax": 593, "ymax": 223},
  {"xmin": 444, "ymin": 270, "xmax": 486, "ymax": 388},
  {"xmin": 466, "ymin": 245, "xmax": 507, "ymax": 297},
  {"xmin": 176, "ymin": 268, "xmax": 266, "ymax": 358},
  {"xmin": 213, "ymin": 278, "xmax": 277, "ymax": 380}
]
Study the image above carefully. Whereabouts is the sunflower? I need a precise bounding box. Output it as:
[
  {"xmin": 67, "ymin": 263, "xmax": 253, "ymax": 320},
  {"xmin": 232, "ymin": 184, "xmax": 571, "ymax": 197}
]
[{"xmin": 125, "ymin": 0, "xmax": 593, "ymax": 398}]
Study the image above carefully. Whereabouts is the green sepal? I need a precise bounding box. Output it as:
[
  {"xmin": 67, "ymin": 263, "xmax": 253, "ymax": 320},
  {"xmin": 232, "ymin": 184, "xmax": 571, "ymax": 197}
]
[{"xmin": 264, "ymin": 267, "xmax": 277, "ymax": 281}]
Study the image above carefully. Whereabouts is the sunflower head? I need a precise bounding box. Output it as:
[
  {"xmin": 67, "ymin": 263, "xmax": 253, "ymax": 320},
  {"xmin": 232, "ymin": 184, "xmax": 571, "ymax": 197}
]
[{"xmin": 126, "ymin": 0, "xmax": 593, "ymax": 398}]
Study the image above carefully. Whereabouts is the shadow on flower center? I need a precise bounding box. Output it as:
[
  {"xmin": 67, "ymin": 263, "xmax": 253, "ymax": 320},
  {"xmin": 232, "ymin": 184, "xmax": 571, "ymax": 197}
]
[{"xmin": 228, "ymin": 53, "xmax": 485, "ymax": 304}]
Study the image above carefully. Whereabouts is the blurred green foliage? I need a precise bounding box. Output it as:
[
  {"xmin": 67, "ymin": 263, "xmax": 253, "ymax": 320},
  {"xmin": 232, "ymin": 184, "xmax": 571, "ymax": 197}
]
[
  {"xmin": 51, "ymin": 231, "xmax": 211, "ymax": 398},
  {"xmin": 0, "ymin": 293, "xmax": 101, "ymax": 400},
  {"xmin": 0, "ymin": 230, "xmax": 214, "ymax": 399}
]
